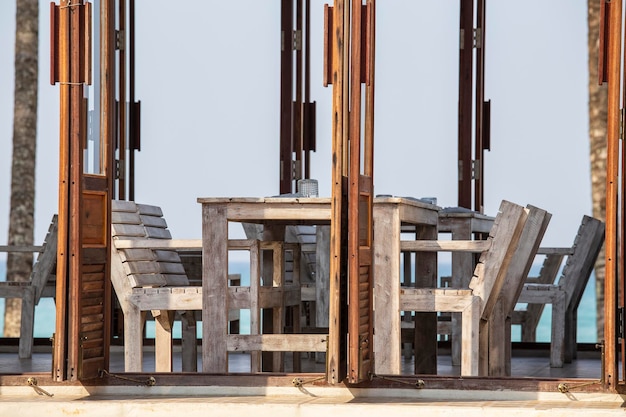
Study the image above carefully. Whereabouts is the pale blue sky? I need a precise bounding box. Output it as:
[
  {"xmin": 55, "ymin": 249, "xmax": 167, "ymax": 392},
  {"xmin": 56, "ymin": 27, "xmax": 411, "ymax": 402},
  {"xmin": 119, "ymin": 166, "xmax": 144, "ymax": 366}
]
[{"xmin": 0, "ymin": 1, "xmax": 591, "ymax": 254}]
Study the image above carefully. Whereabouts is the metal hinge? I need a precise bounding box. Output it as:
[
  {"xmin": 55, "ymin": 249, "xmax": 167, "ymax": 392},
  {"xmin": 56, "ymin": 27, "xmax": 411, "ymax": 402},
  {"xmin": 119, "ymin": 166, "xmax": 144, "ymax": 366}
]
[
  {"xmin": 472, "ymin": 159, "xmax": 481, "ymax": 180},
  {"xmin": 460, "ymin": 28, "xmax": 482, "ymax": 49},
  {"xmin": 619, "ymin": 307, "xmax": 624, "ymax": 340},
  {"xmin": 618, "ymin": 109, "xmax": 626, "ymax": 140},
  {"xmin": 116, "ymin": 30, "xmax": 125, "ymax": 51},
  {"xmin": 293, "ymin": 30, "xmax": 302, "ymax": 51},
  {"xmin": 293, "ymin": 160, "xmax": 302, "ymax": 180},
  {"xmin": 474, "ymin": 28, "xmax": 482, "ymax": 48}
]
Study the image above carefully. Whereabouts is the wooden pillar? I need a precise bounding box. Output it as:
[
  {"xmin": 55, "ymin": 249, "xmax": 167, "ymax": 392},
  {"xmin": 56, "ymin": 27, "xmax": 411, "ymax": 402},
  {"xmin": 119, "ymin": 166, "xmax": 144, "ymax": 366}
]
[
  {"xmin": 603, "ymin": 0, "xmax": 621, "ymax": 391},
  {"xmin": 473, "ymin": 0, "xmax": 486, "ymax": 214},
  {"xmin": 457, "ymin": 0, "xmax": 474, "ymax": 209},
  {"xmin": 279, "ymin": 0, "xmax": 294, "ymax": 194}
]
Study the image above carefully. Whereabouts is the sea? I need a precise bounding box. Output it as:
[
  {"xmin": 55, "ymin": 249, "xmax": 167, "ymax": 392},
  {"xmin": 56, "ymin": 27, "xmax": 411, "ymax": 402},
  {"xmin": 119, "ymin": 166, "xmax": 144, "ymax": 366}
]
[{"xmin": 0, "ymin": 260, "xmax": 599, "ymax": 342}]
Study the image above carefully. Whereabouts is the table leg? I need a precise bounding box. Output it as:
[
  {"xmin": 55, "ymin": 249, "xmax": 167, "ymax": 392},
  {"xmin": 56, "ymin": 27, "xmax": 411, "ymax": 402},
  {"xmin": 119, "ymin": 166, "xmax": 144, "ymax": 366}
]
[
  {"xmin": 202, "ymin": 203, "xmax": 228, "ymax": 373},
  {"xmin": 413, "ymin": 225, "xmax": 438, "ymax": 375}
]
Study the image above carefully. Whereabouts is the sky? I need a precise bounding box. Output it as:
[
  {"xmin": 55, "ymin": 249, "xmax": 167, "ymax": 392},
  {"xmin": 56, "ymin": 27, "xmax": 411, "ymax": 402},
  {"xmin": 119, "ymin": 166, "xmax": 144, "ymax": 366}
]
[{"xmin": 0, "ymin": 1, "xmax": 591, "ymax": 258}]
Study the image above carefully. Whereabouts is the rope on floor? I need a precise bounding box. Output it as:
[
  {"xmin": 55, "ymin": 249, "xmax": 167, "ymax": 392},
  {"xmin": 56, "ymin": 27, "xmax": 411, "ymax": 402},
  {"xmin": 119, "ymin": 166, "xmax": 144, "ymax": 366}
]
[
  {"xmin": 557, "ymin": 380, "xmax": 601, "ymax": 393},
  {"xmin": 369, "ymin": 373, "xmax": 425, "ymax": 389},
  {"xmin": 26, "ymin": 377, "xmax": 54, "ymax": 397},
  {"xmin": 98, "ymin": 369, "xmax": 156, "ymax": 386}
]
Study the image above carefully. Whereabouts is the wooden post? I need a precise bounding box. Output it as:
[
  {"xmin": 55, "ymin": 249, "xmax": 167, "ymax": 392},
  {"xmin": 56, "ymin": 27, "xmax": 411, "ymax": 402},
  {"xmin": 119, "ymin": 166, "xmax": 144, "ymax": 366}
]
[{"xmin": 604, "ymin": 0, "xmax": 621, "ymax": 391}]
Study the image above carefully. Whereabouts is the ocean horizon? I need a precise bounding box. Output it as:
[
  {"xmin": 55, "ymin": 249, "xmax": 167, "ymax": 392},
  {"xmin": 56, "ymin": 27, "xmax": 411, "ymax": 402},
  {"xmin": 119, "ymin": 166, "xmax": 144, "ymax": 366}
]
[{"xmin": 0, "ymin": 260, "xmax": 598, "ymax": 343}]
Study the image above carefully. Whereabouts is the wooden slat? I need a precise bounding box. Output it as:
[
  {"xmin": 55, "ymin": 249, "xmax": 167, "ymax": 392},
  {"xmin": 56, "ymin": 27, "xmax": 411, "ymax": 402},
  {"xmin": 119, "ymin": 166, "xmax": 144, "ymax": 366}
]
[
  {"xmin": 140, "ymin": 214, "xmax": 168, "ymax": 229},
  {"xmin": 114, "ymin": 238, "xmax": 203, "ymax": 250},
  {"xmin": 400, "ymin": 240, "xmax": 491, "ymax": 253},
  {"xmin": 227, "ymin": 334, "xmax": 327, "ymax": 352}
]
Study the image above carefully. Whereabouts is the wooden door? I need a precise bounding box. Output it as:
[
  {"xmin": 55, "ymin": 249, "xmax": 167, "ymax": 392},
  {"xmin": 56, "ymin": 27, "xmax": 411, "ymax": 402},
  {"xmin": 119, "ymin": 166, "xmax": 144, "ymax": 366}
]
[
  {"xmin": 52, "ymin": 0, "xmax": 114, "ymax": 381},
  {"xmin": 346, "ymin": 0, "xmax": 375, "ymax": 384},
  {"xmin": 326, "ymin": 0, "xmax": 375, "ymax": 384}
]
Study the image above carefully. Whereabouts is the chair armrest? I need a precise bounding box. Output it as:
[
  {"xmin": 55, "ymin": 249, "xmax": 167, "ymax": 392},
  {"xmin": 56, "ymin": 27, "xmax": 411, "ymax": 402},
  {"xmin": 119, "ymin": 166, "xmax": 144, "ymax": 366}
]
[{"xmin": 400, "ymin": 240, "xmax": 491, "ymax": 253}]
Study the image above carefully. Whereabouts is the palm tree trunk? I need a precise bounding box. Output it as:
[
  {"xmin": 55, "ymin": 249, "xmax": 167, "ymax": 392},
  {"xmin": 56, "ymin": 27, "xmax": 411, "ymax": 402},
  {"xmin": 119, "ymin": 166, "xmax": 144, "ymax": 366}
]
[
  {"xmin": 588, "ymin": 0, "xmax": 607, "ymax": 341},
  {"xmin": 4, "ymin": 0, "xmax": 39, "ymax": 337}
]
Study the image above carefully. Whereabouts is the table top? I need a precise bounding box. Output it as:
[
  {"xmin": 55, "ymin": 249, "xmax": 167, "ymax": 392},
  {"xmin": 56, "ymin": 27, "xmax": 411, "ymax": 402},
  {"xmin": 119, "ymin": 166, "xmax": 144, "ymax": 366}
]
[{"xmin": 198, "ymin": 196, "xmax": 439, "ymax": 223}]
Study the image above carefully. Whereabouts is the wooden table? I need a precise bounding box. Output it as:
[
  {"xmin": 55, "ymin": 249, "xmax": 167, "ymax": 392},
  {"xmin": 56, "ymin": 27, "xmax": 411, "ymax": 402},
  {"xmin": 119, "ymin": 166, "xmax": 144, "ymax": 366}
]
[
  {"xmin": 438, "ymin": 208, "xmax": 494, "ymax": 367},
  {"xmin": 198, "ymin": 196, "xmax": 439, "ymax": 374}
]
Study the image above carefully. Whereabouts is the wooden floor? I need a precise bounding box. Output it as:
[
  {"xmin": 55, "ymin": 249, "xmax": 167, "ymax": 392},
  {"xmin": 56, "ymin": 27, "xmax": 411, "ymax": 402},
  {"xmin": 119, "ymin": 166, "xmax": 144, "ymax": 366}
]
[
  {"xmin": 0, "ymin": 341, "xmax": 602, "ymax": 380},
  {"xmin": 1, "ymin": 342, "xmax": 621, "ymax": 417}
]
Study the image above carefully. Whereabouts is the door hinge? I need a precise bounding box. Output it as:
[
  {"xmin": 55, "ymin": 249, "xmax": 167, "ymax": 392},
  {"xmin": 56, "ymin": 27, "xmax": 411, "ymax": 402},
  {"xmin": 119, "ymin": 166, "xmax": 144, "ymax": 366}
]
[
  {"xmin": 474, "ymin": 28, "xmax": 483, "ymax": 49},
  {"xmin": 293, "ymin": 29, "xmax": 302, "ymax": 51},
  {"xmin": 618, "ymin": 109, "xmax": 625, "ymax": 140},
  {"xmin": 618, "ymin": 307, "xmax": 624, "ymax": 341},
  {"xmin": 116, "ymin": 30, "xmax": 125, "ymax": 51},
  {"xmin": 460, "ymin": 28, "xmax": 482, "ymax": 50}
]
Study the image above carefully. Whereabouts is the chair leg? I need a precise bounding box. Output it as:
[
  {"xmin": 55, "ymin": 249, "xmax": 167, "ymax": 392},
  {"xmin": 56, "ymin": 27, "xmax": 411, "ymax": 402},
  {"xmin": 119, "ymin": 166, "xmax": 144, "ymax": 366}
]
[
  {"xmin": 563, "ymin": 309, "xmax": 576, "ymax": 363},
  {"xmin": 154, "ymin": 310, "xmax": 175, "ymax": 372},
  {"xmin": 461, "ymin": 297, "xmax": 480, "ymax": 376},
  {"xmin": 18, "ymin": 287, "xmax": 36, "ymax": 359},
  {"xmin": 124, "ymin": 306, "xmax": 145, "ymax": 372},
  {"xmin": 550, "ymin": 290, "xmax": 566, "ymax": 367},
  {"xmin": 487, "ymin": 300, "xmax": 507, "ymax": 377},
  {"xmin": 181, "ymin": 310, "xmax": 198, "ymax": 372}
]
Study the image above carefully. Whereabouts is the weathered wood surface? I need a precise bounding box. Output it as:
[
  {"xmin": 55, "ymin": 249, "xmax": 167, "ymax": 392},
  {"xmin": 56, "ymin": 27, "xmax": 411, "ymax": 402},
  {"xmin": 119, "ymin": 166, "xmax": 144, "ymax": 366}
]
[
  {"xmin": 435, "ymin": 210, "xmax": 494, "ymax": 367},
  {"xmin": 200, "ymin": 196, "xmax": 439, "ymax": 377},
  {"xmin": 0, "ymin": 215, "xmax": 58, "ymax": 358},
  {"xmin": 488, "ymin": 205, "xmax": 551, "ymax": 376},
  {"xmin": 513, "ymin": 215, "xmax": 605, "ymax": 367},
  {"xmin": 372, "ymin": 199, "xmax": 439, "ymax": 375},
  {"xmin": 395, "ymin": 200, "xmax": 528, "ymax": 376},
  {"xmin": 111, "ymin": 201, "xmax": 202, "ymax": 372}
]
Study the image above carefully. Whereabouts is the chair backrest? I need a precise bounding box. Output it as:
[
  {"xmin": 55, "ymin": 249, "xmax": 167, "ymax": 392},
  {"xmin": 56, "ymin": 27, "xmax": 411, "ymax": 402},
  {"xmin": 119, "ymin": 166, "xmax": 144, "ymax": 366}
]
[
  {"xmin": 557, "ymin": 215, "xmax": 605, "ymax": 310},
  {"xmin": 468, "ymin": 200, "xmax": 528, "ymax": 319},
  {"xmin": 111, "ymin": 200, "xmax": 189, "ymax": 289},
  {"xmin": 31, "ymin": 214, "xmax": 59, "ymax": 302},
  {"xmin": 496, "ymin": 205, "xmax": 551, "ymax": 315}
]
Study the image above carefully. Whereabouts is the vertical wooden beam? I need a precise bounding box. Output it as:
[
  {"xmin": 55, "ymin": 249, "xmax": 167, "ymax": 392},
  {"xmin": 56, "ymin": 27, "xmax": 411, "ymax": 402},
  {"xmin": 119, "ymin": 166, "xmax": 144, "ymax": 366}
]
[
  {"xmin": 347, "ymin": 0, "xmax": 362, "ymax": 384},
  {"xmin": 101, "ymin": 0, "xmax": 115, "ymax": 377},
  {"xmin": 66, "ymin": 0, "xmax": 87, "ymax": 381},
  {"xmin": 458, "ymin": 0, "xmax": 474, "ymax": 209},
  {"xmin": 202, "ymin": 203, "xmax": 228, "ymax": 373},
  {"xmin": 473, "ymin": 0, "xmax": 486, "ymax": 214},
  {"xmin": 604, "ymin": 0, "xmax": 621, "ymax": 391},
  {"xmin": 128, "ymin": 0, "xmax": 136, "ymax": 200},
  {"xmin": 294, "ymin": 0, "xmax": 303, "ymax": 183},
  {"xmin": 279, "ymin": 0, "xmax": 294, "ymax": 194},
  {"xmin": 117, "ymin": 0, "xmax": 126, "ymax": 200},
  {"xmin": 328, "ymin": 0, "xmax": 348, "ymax": 385},
  {"xmin": 53, "ymin": 0, "xmax": 71, "ymax": 382}
]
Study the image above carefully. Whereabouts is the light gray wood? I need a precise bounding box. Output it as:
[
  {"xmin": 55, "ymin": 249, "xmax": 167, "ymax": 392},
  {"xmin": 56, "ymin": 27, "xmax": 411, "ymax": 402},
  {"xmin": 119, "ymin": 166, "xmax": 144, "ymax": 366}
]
[
  {"xmin": 198, "ymin": 197, "xmax": 439, "ymax": 375},
  {"xmin": 227, "ymin": 334, "xmax": 328, "ymax": 352},
  {"xmin": 0, "ymin": 245, "xmax": 44, "ymax": 252},
  {"xmin": 513, "ymin": 215, "xmax": 604, "ymax": 366},
  {"xmin": 435, "ymin": 211, "xmax": 495, "ymax": 367},
  {"xmin": 0, "ymin": 215, "xmax": 58, "ymax": 359},
  {"xmin": 394, "ymin": 201, "xmax": 529, "ymax": 377},
  {"xmin": 111, "ymin": 201, "xmax": 209, "ymax": 372},
  {"xmin": 400, "ymin": 240, "xmax": 491, "ymax": 253},
  {"xmin": 489, "ymin": 205, "xmax": 551, "ymax": 376}
]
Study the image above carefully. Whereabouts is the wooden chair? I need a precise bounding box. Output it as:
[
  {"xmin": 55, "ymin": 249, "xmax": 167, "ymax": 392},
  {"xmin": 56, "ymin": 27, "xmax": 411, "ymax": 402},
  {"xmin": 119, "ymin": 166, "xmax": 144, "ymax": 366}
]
[
  {"xmin": 484, "ymin": 205, "xmax": 551, "ymax": 376},
  {"xmin": 0, "ymin": 215, "xmax": 58, "ymax": 358},
  {"xmin": 398, "ymin": 200, "xmax": 544, "ymax": 376},
  {"xmin": 512, "ymin": 215, "xmax": 604, "ymax": 367},
  {"xmin": 111, "ymin": 200, "xmax": 202, "ymax": 372},
  {"xmin": 112, "ymin": 201, "xmax": 316, "ymax": 373}
]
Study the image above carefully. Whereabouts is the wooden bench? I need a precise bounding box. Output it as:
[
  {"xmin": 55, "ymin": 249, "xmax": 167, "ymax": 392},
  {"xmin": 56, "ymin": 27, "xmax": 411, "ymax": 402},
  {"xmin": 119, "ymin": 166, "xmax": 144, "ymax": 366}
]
[
  {"xmin": 0, "ymin": 215, "xmax": 58, "ymax": 358},
  {"xmin": 512, "ymin": 215, "xmax": 604, "ymax": 367},
  {"xmin": 397, "ymin": 201, "xmax": 547, "ymax": 376}
]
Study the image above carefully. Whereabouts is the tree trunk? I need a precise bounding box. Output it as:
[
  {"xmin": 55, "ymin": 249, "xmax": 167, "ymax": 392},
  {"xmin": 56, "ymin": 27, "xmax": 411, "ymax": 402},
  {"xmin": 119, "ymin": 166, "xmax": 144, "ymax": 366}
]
[
  {"xmin": 588, "ymin": 0, "xmax": 607, "ymax": 341},
  {"xmin": 4, "ymin": 0, "xmax": 39, "ymax": 337}
]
